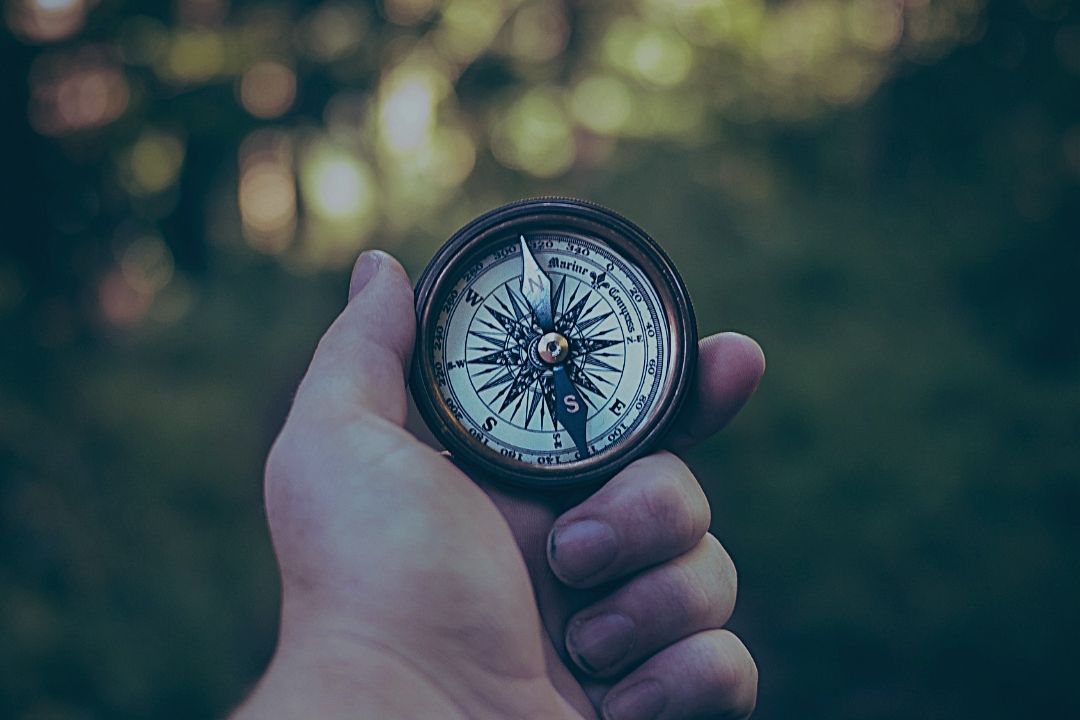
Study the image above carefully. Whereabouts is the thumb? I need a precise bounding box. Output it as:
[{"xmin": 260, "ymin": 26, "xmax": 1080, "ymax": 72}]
[{"xmin": 296, "ymin": 250, "xmax": 416, "ymax": 426}]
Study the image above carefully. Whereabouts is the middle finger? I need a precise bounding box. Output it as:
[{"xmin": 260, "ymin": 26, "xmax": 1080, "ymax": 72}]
[
  {"xmin": 565, "ymin": 533, "xmax": 737, "ymax": 678},
  {"xmin": 547, "ymin": 451, "xmax": 711, "ymax": 588}
]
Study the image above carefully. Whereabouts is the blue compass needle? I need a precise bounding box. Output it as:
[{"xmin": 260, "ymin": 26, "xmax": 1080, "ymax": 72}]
[{"xmin": 519, "ymin": 236, "xmax": 590, "ymax": 458}]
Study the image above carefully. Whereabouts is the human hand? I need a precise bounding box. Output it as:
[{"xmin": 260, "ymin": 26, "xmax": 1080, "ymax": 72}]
[{"xmin": 232, "ymin": 250, "xmax": 764, "ymax": 720}]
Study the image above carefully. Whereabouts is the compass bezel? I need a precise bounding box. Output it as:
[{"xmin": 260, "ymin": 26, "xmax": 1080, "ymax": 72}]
[{"xmin": 411, "ymin": 198, "xmax": 698, "ymax": 489}]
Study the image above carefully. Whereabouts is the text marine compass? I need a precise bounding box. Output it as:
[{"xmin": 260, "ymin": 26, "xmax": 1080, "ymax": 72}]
[{"xmin": 412, "ymin": 198, "xmax": 697, "ymax": 488}]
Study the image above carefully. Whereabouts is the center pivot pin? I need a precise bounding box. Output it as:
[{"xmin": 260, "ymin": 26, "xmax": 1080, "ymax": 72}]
[{"xmin": 537, "ymin": 332, "xmax": 570, "ymax": 365}]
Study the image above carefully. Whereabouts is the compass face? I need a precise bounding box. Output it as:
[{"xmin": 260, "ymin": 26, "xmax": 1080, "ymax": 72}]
[
  {"xmin": 412, "ymin": 199, "xmax": 696, "ymax": 488},
  {"xmin": 436, "ymin": 233, "xmax": 668, "ymax": 462}
]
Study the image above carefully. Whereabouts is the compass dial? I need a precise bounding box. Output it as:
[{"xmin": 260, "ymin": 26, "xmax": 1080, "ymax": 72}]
[
  {"xmin": 412, "ymin": 199, "xmax": 696, "ymax": 488},
  {"xmin": 438, "ymin": 232, "xmax": 667, "ymax": 461}
]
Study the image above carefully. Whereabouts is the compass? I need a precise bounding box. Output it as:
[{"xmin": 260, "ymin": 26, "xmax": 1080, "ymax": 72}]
[{"xmin": 411, "ymin": 198, "xmax": 697, "ymax": 488}]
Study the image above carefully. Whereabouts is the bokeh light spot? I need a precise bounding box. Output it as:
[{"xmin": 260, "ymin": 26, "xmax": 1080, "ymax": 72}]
[
  {"xmin": 28, "ymin": 48, "xmax": 129, "ymax": 136},
  {"xmin": 821, "ymin": 59, "xmax": 877, "ymax": 105},
  {"xmin": 383, "ymin": 0, "xmax": 436, "ymax": 26},
  {"xmin": 120, "ymin": 235, "xmax": 175, "ymax": 295},
  {"xmin": 491, "ymin": 86, "xmax": 576, "ymax": 178},
  {"xmin": 296, "ymin": 141, "xmax": 379, "ymax": 269},
  {"xmin": 508, "ymin": 1, "xmax": 570, "ymax": 62},
  {"xmin": 240, "ymin": 164, "xmax": 296, "ymax": 252},
  {"xmin": 239, "ymin": 60, "xmax": 297, "ymax": 119},
  {"xmin": 604, "ymin": 18, "xmax": 694, "ymax": 86},
  {"xmin": 98, "ymin": 269, "xmax": 152, "ymax": 328},
  {"xmin": 571, "ymin": 75, "xmax": 632, "ymax": 135},
  {"xmin": 378, "ymin": 67, "xmax": 447, "ymax": 154},
  {"xmin": 419, "ymin": 124, "xmax": 477, "ymax": 188},
  {"xmin": 434, "ymin": 0, "xmax": 506, "ymax": 63},
  {"xmin": 163, "ymin": 29, "xmax": 225, "ymax": 83},
  {"xmin": 673, "ymin": 0, "xmax": 766, "ymax": 48},
  {"xmin": 849, "ymin": 0, "xmax": 904, "ymax": 53},
  {"xmin": 631, "ymin": 28, "xmax": 694, "ymax": 86},
  {"xmin": 239, "ymin": 130, "xmax": 297, "ymax": 253},
  {"xmin": 176, "ymin": 0, "xmax": 229, "ymax": 27},
  {"xmin": 302, "ymin": 2, "xmax": 367, "ymax": 61},
  {"xmin": 6, "ymin": 0, "xmax": 87, "ymax": 43},
  {"xmin": 123, "ymin": 130, "xmax": 185, "ymax": 196},
  {"xmin": 300, "ymin": 142, "xmax": 377, "ymax": 223}
]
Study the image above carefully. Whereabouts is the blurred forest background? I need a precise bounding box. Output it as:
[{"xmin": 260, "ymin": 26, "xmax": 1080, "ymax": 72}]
[{"xmin": 1, "ymin": 0, "xmax": 1078, "ymax": 718}]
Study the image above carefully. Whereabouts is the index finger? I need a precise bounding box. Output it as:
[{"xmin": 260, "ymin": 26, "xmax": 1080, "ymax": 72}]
[{"xmin": 664, "ymin": 332, "xmax": 765, "ymax": 451}]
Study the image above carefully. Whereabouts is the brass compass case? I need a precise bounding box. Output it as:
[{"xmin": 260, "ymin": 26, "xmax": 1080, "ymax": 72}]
[{"xmin": 411, "ymin": 198, "xmax": 698, "ymax": 488}]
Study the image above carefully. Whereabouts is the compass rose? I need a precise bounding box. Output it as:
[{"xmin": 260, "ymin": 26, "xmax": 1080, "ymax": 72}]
[{"xmin": 466, "ymin": 273, "xmax": 625, "ymax": 433}]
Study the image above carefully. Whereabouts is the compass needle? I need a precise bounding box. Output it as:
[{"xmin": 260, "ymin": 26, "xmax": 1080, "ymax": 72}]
[
  {"xmin": 518, "ymin": 235, "xmax": 554, "ymax": 331},
  {"xmin": 552, "ymin": 364, "xmax": 590, "ymax": 457}
]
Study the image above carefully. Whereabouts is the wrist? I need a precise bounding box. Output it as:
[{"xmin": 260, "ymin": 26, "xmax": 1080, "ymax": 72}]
[
  {"xmin": 232, "ymin": 625, "xmax": 472, "ymax": 720},
  {"xmin": 232, "ymin": 609, "xmax": 576, "ymax": 720}
]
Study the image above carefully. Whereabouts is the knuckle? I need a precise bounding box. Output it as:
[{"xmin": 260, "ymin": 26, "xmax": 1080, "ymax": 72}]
[
  {"xmin": 703, "ymin": 533, "xmax": 738, "ymax": 599},
  {"xmin": 640, "ymin": 455, "xmax": 708, "ymax": 546},
  {"xmin": 667, "ymin": 557, "xmax": 717, "ymax": 629},
  {"xmin": 654, "ymin": 535, "xmax": 738, "ymax": 632},
  {"xmin": 697, "ymin": 631, "xmax": 758, "ymax": 719},
  {"xmin": 689, "ymin": 534, "xmax": 738, "ymax": 624}
]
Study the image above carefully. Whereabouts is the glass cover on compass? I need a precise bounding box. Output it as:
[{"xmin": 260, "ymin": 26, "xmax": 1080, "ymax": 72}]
[{"xmin": 411, "ymin": 198, "xmax": 697, "ymax": 488}]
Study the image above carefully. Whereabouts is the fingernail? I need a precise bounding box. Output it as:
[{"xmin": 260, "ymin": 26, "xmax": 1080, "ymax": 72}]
[
  {"xmin": 348, "ymin": 250, "xmax": 382, "ymax": 300},
  {"xmin": 603, "ymin": 679, "xmax": 666, "ymax": 720},
  {"xmin": 567, "ymin": 612, "xmax": 636, "ymax": 674},
  {"xmin": 549, "ymin": 519, "xmax": 618, "ymax": 583}
]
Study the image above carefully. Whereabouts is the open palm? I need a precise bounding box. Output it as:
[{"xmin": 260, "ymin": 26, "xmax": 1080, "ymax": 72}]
[{"xmin": 233, "ymin": 251, "xmax": 762, "ymax": 720}]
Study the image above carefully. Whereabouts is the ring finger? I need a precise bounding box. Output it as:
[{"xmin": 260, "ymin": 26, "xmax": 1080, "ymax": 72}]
[{"xmin": 565, "ymin": 533, "xmax": 737, "ymax": 678}]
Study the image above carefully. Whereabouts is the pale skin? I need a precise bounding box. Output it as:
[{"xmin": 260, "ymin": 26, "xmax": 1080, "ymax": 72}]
[{"xmin": 232, "ymin": 250, "xmax": 765, "ymax": 720}]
